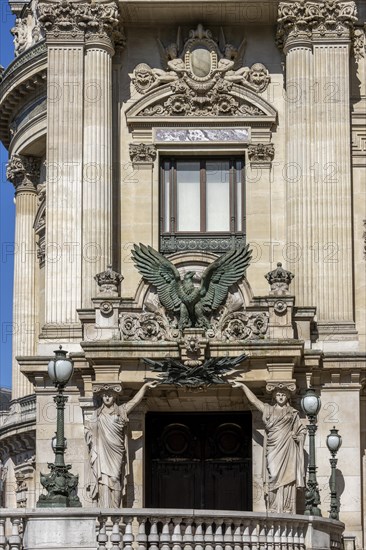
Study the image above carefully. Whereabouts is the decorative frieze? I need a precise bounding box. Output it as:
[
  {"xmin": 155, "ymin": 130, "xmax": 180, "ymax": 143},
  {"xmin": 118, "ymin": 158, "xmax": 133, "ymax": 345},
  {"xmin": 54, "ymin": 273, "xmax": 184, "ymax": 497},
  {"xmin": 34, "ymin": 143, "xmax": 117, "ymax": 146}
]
[
  {"xmin": 6, "ymin": 154, "xmax": 40, "ymax": 193},
  {"xmin": 129, "ymin": 143, "xmax": 157, "ymax": 164},
  {"xmin": 37, "ymin": 0, "xmax": 121, "ymax": 43},
  {"xmin": 155, "ymin": 127, "xmax": 249, "ymax": 143},
  {"xmin": 277, "ymin": 1, "xmax": 357, "ymax": 48},
  {"xmin": 247, "ymin": 143, "xmax": 275, "ymax": 165}
]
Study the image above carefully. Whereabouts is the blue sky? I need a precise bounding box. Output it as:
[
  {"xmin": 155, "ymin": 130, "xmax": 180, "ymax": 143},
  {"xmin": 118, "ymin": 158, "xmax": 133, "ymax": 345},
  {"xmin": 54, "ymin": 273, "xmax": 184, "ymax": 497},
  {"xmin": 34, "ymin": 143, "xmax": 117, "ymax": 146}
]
[{"xmin": 0, "ymin": 1, "xmax": 16, "ymax": 389}]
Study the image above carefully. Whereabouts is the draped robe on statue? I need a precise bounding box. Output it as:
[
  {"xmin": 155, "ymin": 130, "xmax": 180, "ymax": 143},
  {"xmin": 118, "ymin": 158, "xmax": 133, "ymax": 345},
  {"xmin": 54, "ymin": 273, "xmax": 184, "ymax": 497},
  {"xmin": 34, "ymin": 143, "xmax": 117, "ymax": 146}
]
[
  {"xmin": 85, "ymin": 403, "xmax": 130, "ymax": 508},
  {"xmin": 262, "ymin": 402, "xmax": 306, "ymax": 513}
]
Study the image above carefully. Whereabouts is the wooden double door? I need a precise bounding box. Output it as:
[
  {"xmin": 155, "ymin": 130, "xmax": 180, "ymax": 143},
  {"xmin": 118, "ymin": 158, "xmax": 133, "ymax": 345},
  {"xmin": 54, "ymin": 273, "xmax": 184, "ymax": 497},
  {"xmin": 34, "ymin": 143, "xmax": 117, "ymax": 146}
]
[{"xmin": 145, "ymin": 412, "xmax": 252, "ymax": 511}]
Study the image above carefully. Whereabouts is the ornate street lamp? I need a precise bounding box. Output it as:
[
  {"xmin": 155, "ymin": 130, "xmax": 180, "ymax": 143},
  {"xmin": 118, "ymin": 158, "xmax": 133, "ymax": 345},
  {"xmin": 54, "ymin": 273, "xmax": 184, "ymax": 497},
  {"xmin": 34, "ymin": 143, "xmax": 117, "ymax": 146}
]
[
  {"xmin": 301, "ymin": 388, "xmax": 322, "ymax": 516},
  {"xmin": 37, "ymin": 346, "xmax": 81, "ymax": 508},
  {"xmin": 326, "ymin": 426, "xmax": 342, "ymax": 520}
]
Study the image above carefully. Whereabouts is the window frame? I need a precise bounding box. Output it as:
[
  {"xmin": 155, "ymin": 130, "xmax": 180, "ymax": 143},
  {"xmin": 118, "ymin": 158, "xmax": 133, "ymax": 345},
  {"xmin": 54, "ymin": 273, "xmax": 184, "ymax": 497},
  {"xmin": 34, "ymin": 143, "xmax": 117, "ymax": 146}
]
[{"xmin": 160, "ymin": 156, "xmax": 246, "ymax": 239}]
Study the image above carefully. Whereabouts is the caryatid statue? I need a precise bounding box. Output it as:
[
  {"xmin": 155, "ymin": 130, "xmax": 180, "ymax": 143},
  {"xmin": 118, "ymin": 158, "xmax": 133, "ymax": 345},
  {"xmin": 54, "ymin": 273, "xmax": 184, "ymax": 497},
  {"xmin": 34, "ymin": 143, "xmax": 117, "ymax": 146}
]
[
  {"xmin": 232, "ymin": 380, "xmax": 306, "ymax": 514},
  {"xmin": 84, "ymin": 381, "xmax": 157, "ymax": 508}
]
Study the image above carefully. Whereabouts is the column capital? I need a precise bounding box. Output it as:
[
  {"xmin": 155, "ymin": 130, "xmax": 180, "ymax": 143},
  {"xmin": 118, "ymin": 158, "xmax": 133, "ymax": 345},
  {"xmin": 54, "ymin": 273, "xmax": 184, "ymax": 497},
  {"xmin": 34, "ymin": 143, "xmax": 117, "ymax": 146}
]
[
  {"xmin": 6, "ymin": 155, "xmax": 40, "ymax": 193},
  {"xmin": 277, "ymin": 0, "xmax": 357, "ymax": 51},
  {"xmin": 37, "ymin": 0, "xmax": 124, "ymax": 47}
]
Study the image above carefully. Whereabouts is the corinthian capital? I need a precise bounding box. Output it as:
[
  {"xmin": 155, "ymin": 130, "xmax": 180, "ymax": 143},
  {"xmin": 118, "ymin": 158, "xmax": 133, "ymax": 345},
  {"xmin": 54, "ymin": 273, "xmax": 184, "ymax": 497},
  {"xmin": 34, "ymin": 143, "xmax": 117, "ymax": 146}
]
[
  {"xmin": 37, "ymin": 0, "xmax": 121, "ymax": 43},
  {"xmin": 277, "ymin": 0, "xmax": 357, "ymax": 50},
  {"xmin": 6, "ymin": 155, "xmax": 40, "ymax": 193}
]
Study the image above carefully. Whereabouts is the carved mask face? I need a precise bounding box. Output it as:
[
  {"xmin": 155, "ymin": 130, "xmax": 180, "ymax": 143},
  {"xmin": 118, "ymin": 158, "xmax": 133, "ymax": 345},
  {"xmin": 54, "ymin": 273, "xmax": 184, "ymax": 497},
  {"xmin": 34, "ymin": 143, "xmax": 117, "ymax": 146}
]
[
  {"xmin": 274, "ymin": 391, "xmax": 288, "ymax": 406},
  {"xmin": 102, "ymin": 392, "xmax": 115, "ymax": 407}
]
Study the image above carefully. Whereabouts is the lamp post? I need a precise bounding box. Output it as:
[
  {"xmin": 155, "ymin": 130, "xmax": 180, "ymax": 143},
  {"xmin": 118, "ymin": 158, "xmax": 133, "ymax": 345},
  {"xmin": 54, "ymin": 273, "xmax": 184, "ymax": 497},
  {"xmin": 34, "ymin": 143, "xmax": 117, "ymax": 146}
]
[
  {"xmin": 301, "ymin": 388, "xmax": 322, "ymax": 516},
  {"xmin": 37, "ymin": 346, "xmax": 81, "ymax": 508},
  {"xmin": 326, "ymin": 426, "xmax": 342, "ymax": 520}
]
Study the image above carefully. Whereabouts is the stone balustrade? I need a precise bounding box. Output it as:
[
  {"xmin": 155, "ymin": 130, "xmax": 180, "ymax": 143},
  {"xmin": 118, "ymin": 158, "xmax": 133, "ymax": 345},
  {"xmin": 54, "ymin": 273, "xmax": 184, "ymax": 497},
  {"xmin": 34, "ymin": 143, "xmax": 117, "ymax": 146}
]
[
  {"xmin": 0, "ymin": 509, "xmax": 343, "ymax": 550},
  {"xmin": 0, "ymin": 395, "xmax": 36, "ymax": 429}
]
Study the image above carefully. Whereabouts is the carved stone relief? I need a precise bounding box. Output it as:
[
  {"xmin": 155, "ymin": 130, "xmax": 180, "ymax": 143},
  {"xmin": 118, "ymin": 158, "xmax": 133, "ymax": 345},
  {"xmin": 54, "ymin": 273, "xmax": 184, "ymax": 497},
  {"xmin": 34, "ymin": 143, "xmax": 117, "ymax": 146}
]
[
  {"xmin": 6, "ymin": 155, "xmax": 41, "ymax": 193},
  {"xmin": 277, "ymin": 1, "xmax": 357, "ymax": 48},
  {"xmin": 37, "ymin": 0, "xmax": 123, "ymax": 46},
  {"xmin": 34, "ymin": 180, "xmax": 46, "ymax": 267},
  {"xmin": 129, "ymin": 24, "xmax": 271, "ymax": 118},
  {"xmin": 248, "ymin": 143, "xmax": 275, "ymax": 165},
  {"xmin": 11, "ymin": 7, "xmax": 43, "ymax": 58},
  {"xmin": 129, "ymin": 143, "xmax": 157, "ymax": 164}
]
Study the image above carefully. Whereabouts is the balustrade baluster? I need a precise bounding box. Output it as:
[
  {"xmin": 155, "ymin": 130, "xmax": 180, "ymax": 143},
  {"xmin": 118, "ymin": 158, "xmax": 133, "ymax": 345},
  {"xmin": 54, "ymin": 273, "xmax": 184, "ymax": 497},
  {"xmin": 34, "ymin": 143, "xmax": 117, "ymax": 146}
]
[
  {"xmin": 205, "ymin": 522, "xmax": 214, "ymax": 550},
  {"xmin": 137, "ymin": 517, "xmax": 148, "ymax": 550},
  {"xmin": 287, "ymin": 522, "xmax": 294, "ymax": 550},
  {"xmin": 258, "ymin": 524, "xmax": 266, "ymax": 550},
  {"xmin": 214, "ymin": 519, "xmax": 224, "ymax": 550},
  {"xmin": 9, "ymin": 518, "xmax": 22, "ymax": 550},
  {"xmin": 160, "ymin": 518, "xmax": 171, "ymax": 550},
  {"xmin": 232, "ymin": 520, "xmax": 241, "ymax": 550},
  {"xmin": 293, "ymin": 523, "xmax": 299, "ymax": 550},
  {"xmin": 250, "ymin": 522, "xmax": 258, "ymax": 550},
  {"xmin": 223, "ymin": 520, "xmax": 233, "ymax": 550},
  {"xmin": 148, "ymin": 518, "xmax": 160, "ymax": 550},
  {"xmin": 110, "ymin": 516, "xmax": 122, "ymax": 550},
  {"xmin": 97, "ymin": 517, "xmax": 108, "ymax": 550},
  {"xmin": 280, "ymin": 522, "xmax": 288, "ymax": 550},
  {"xmin": 172, "ymin": 518, "xmax": 183, "ymax": 550},
  {"xmin": 122, "ymin": 517, "xmax": 134, "ymax": 550},
  {"xmin": 242, "ymin": 522, "xmax": 250, "ymax": 550},
  {"xmin": 267, "ymin": 523, "xmax": 274, "ymax": 550},
  {"xmin": 273, "ymin": 522, "xmax": 281, "ymax": 550},
  {"xmin": 298, "ymin": 524, "xmax": 305, "ymax": 550},
  {"xmin": 183, "ymin": 518, "xmax": 194, "ymax": 550},
  {"xmin": 0, "ymin": 518, "xmax": 6, "ymax": 550},
  {"xmin": 193, "ymin": 520, "xmax": 204, "ymax": 550}
]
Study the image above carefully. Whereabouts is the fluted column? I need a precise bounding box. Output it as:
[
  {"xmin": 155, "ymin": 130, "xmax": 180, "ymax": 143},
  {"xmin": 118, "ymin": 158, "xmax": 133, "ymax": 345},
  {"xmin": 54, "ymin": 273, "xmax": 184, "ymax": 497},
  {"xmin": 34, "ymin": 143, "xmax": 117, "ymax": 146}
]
[
  {"xmin": 277, "ymin": 11, "xmax": 315, "ymax": 307},
  {"xmin": 277, "ymin": 1, "xmax": 357, "ymax": 339},
  {"xmin": 82, "ymin": 10, "xmax": 120, "ymax": 305},
  {"xmin": 312, "ymin": 8, "xmax": 356, "ymax": 326},
  {"xmin": 6, "ymin": 155, "xmax": 40, "ymax": 398},
  {"xmin": 38, "ymin": 2, "xmax": 85, "ymax": 333}
]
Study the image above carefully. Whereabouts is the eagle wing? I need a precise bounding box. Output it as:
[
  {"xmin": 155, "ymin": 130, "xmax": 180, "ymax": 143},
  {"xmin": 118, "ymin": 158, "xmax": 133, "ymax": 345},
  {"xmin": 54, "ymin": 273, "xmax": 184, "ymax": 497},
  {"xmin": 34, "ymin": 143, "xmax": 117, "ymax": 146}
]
[
  {"xmin": 200, "ymin": 243, "xmax": 252, "ymax": 312},
  {"xmin": 131, "ymin": 243, "xmax": 181, "ymax": 313}
]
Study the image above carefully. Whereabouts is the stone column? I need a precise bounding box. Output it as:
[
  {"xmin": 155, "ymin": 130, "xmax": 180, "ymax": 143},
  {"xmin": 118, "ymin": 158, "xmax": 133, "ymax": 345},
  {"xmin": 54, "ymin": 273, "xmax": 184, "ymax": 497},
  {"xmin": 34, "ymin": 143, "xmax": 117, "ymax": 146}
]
[
  {"xmin": 6, "ymin": 155, "xmax": 40, "ymax": 399},
  {"xmin": 81, "ymin": 5, "xmax": 120, "ymax": 306},
  {"xmin": 312, "ymin": 3, "xmax": 357, "ymax": 338},
  {"xmin": 38, "ymin": 2, "xmax": 85, "ymax": 336},
  {"xmin": 277, "ymin": 1, "xmax": 357, "ymax": 344},
  {"xmin": 277, "ymin": 4, "xmax": 315, "ymax": 309}
]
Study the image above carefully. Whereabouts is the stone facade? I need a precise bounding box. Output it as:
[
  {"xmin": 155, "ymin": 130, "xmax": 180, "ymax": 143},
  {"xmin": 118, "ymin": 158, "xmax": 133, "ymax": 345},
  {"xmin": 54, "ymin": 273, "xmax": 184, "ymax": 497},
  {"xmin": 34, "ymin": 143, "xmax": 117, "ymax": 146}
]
[{"xmin": 0, "ymin": 0, "xmax": 365, "ymax": 547}]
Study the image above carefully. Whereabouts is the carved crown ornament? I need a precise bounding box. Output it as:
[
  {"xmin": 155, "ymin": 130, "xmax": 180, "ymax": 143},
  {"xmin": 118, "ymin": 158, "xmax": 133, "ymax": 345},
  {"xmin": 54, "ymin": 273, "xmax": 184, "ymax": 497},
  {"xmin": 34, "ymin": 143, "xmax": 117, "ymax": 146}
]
[
  {"xmin": 265, "ymin": 262, "xmax": 294, "ymax": 295},
  {"xmin": 126, "ymin": 25, "xmax": 276, "ymax": 122},
  {"xmin": 6, "ymin": 155, "xmax": 41, "ymax": 193},
  {"xmin": 37, "ymin": 0, "xmax": 124, "ymax": 45},
  {"xmin": 277, "ymin": 0, "xmax": 357, "ymax": 48},
  {"xmin": 94, "ymin": 264, "xmax": 123, "ymax": 296}
]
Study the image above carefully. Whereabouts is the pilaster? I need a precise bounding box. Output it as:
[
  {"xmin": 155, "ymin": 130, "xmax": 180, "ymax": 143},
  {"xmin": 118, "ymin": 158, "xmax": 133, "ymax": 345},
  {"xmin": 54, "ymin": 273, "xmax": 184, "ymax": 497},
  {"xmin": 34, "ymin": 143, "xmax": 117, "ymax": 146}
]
[{"xmin": 6, "ymin": 155, "xmax": 40, "ymax": 399}]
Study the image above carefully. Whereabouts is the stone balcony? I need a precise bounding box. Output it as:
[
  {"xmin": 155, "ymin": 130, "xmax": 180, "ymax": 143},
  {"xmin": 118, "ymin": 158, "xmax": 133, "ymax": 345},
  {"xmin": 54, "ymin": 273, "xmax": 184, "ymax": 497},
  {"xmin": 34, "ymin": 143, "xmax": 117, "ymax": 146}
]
[{"xmin": 0, "ymin": 508, "xmax": 344, "ymax": 550}]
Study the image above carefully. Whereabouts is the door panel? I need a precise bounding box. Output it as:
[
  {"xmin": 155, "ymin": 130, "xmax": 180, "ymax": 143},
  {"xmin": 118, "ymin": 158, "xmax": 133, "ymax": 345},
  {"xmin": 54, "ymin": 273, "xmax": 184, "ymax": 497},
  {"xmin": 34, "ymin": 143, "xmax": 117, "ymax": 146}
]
[{"xmin": 146, "ymin": 412, "xmax": 252, "ymax": 511}]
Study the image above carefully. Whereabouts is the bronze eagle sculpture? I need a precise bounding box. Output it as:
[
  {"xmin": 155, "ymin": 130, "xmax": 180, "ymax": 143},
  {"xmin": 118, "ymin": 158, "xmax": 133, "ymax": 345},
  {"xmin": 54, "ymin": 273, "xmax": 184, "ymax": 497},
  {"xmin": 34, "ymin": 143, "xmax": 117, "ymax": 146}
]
[{"xmin": 131, "ymin": 243, "xmax": 252, "ymax": 330}]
